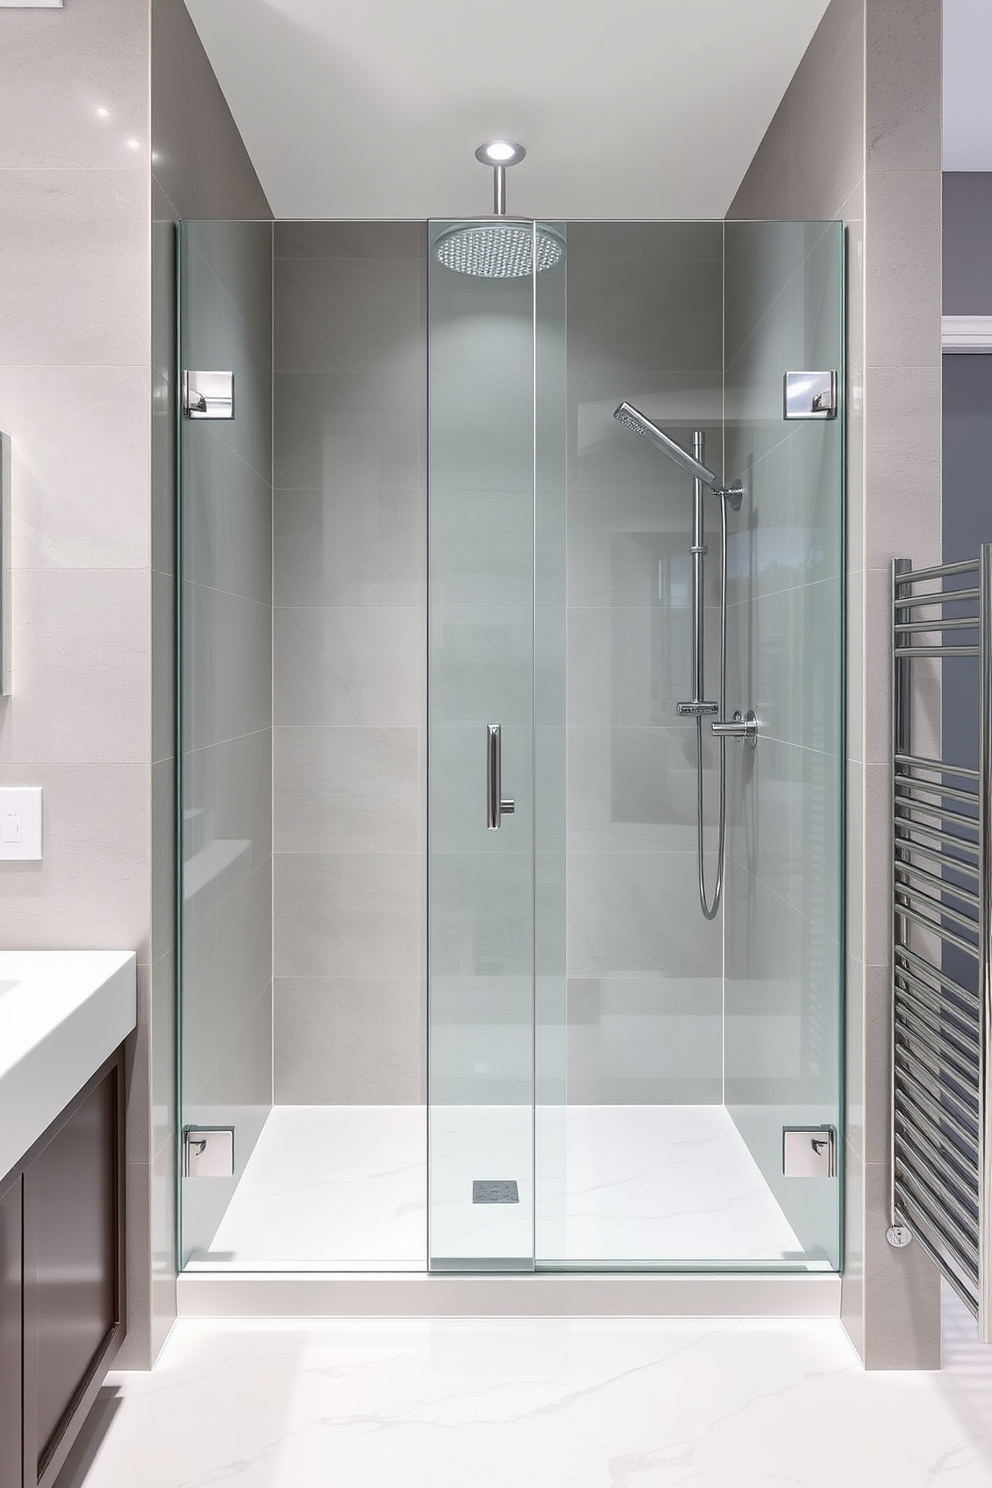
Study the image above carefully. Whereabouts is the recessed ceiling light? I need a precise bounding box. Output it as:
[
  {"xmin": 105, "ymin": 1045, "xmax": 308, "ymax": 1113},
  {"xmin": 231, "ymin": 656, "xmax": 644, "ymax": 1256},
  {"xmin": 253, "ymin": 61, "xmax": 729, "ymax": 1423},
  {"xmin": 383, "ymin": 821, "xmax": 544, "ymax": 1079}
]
[{"xmin": 474, "ymin": 139, "xmax": 525, "ymax": 167}]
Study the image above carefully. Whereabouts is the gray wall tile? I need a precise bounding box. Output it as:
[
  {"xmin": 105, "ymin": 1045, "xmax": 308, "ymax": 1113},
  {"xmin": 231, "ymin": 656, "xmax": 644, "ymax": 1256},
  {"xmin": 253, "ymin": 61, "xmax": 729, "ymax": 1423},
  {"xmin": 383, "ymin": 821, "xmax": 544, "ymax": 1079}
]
[
  {"xmin": 274, "ymin": 605, "xmax": 422, "ymax": 727},
  {"xmin": 275, "ymin": 220, "xmax": 424, "ymax": 260},
  {"xmin": 274, "ymin": 977, "xmax": 422, "ymax": 1104},
  {"xmin": 274, "ymin": 371, "xmax": 425, "ymax": 491},
  {"xmin": 274, "ymin": 487, "xmax": 424, "ymax": 608},
  {"xmin": 566, "ymin": 976, "xmax": 722, "ymax": 1105},
  {"xmin": 275, "ymin": 255, "xmax": 424, "ymax": 375},
  {"xmin": 274, "ymin": 853, "xmax": 420, "ymax": 979},
  {"xmin": 274, "ymin": 726, "xmax": 419, "ymax": 855}
]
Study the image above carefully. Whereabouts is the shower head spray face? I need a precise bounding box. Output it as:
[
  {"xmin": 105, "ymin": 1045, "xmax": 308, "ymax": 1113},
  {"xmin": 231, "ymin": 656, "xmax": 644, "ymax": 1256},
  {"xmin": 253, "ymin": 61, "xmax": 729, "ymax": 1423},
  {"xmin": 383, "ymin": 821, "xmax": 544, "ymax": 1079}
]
[
  {"xmin": 434, "ymin": 141, "xmax": 566, "ymax": 279},
  {"xmin": 434, "ymin": 220, "xmax": 566, "ymax": 279}
]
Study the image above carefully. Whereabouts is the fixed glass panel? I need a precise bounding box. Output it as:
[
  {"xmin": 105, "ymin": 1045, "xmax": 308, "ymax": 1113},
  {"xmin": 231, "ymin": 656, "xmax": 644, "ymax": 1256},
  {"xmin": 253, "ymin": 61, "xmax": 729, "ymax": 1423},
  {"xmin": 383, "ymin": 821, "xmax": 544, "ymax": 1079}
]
[
  {"xmin": 723, "ymin": 219, "xmax": 846, "ymax": 1270},
  {"xmin": 178, "ymin": 221, "xmax": 275, "ymax": 1268}
]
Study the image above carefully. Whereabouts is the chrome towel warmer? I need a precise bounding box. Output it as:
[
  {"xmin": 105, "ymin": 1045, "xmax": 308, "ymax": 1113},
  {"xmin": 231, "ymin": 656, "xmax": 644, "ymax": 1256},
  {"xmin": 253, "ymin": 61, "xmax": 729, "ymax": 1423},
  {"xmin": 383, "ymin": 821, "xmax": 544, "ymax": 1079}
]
[{"xmin": 890, "ymin": 548, "xmax": 991, "ymax": 1334}]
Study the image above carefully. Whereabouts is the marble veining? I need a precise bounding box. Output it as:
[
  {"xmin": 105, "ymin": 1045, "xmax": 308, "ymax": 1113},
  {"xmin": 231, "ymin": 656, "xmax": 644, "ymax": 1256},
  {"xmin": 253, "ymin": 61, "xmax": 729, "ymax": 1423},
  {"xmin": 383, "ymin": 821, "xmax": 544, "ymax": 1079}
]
[
  {"xmin": 72, "ymin": 1287, "xmax": 992, "ymax": 1488},
  {"xmin": 189, "ymin": 1104, "xmax": 806, "ymax": 1271}
]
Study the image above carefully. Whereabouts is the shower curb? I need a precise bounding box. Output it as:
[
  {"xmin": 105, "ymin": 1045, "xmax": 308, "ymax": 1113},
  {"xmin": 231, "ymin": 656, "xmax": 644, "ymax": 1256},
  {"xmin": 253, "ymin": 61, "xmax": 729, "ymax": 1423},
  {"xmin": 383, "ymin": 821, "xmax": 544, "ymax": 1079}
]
[{"xmin": 177, "ymin": 1272, "xmax": 840, "ymax": 1319}]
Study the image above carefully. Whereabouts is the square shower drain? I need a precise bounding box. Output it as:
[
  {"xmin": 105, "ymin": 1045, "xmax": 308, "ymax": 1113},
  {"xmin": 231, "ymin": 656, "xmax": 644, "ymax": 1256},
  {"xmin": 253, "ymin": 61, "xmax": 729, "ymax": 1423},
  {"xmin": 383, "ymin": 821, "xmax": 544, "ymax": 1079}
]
[{"xmin": 472, "ymin": 1180, "xmax": 519, "ymax": 1204}]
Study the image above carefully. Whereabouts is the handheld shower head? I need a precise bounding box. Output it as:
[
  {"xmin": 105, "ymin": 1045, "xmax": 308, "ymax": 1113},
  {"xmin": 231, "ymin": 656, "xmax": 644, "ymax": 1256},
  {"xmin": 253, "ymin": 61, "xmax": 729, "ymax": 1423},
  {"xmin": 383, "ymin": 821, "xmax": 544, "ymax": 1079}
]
[
  {"xmin": 613, "ymin": 402, "xmax": 744, "ymax": 510},
  {"xmin": 613, "ymin": 402, "xmax": 718, "ymax": 487}
]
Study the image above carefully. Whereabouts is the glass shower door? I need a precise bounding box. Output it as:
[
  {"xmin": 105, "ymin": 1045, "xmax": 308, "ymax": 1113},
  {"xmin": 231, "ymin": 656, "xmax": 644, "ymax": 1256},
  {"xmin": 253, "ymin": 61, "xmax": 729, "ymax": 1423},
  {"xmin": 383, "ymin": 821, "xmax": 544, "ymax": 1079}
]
[{"xmin": 426, "ymin": 221, "xmax": 567, "ymax": 1270}]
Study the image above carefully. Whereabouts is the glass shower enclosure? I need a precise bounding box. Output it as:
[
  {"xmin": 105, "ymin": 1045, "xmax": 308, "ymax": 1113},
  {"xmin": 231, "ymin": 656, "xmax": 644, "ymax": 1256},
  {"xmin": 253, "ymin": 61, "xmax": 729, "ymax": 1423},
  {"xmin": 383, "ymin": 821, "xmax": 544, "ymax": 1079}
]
[
  {"xmin": 426, "ymin": 217, "xmax": 845, "ymax": 1273},
  {"xmin": 177, "ymin": 215, "xmax": 845, "ymax": 1277}
]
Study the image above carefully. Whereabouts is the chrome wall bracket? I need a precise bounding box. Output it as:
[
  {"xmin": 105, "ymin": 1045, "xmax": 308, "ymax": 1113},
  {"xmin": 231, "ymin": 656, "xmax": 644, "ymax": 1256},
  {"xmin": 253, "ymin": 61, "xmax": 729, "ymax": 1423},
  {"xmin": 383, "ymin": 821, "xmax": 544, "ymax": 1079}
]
[
  {"xmin": 783, "ymin": 1126, "xmax": 837, "ymax": 1178},
  {"xmin": 183, "ymin": 1125, "xmax": 235, "ymax": 1177},
  {"xmin": 676, "ymin": 700, "xmax": 719, "ymax": 717},
  {"xmin": 711, "ymin": 709, "xmax": 758, "ymax": 748},
  {"xmin": 784, "ymin": 370, "xmax": 837, "ymax": 420},
  {"xmin": 183, "ymin": 370, "xmax": 235, "ymax": 419}
]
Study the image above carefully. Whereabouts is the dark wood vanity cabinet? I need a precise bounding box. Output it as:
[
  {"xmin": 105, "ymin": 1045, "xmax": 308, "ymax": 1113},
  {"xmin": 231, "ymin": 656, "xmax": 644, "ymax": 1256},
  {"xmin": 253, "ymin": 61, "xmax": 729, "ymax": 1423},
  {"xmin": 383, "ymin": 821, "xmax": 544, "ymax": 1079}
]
[
  {"xmin": 0, "ymin": 1169, "xmax": 23, "ymax": 1488},
  {"xmin": 0, "ymin": 1048, "xmax": 125, "ymax": 1488}
]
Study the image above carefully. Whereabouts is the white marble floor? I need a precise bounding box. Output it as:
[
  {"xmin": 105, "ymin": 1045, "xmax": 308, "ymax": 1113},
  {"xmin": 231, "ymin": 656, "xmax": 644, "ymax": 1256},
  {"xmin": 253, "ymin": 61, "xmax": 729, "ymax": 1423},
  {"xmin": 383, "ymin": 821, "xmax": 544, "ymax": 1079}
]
[
  {"xmin": 189, "ymin": 1104, "xmax": 805, "ymax": 1270},
  {"xmin": 64, "ymin": 1289, "xmax": 992, "ymax": 1488}
]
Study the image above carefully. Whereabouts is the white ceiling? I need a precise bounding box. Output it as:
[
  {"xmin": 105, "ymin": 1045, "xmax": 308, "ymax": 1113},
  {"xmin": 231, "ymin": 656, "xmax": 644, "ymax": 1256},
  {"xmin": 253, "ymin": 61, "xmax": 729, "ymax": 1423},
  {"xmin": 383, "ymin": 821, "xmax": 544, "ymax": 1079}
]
[
  {"xmin": 183, "ymin": 0, "xmax": 834, "ymax": 219},
  {"xmin": 943, "ymin": 0, "xmax": 992, "ymax": 170}
]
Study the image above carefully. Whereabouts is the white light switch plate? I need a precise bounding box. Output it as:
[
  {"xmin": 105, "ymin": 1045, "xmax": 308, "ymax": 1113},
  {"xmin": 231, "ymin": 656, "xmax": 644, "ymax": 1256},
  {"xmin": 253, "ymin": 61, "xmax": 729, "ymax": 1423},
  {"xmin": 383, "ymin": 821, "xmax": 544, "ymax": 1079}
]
[{"xmin": 0, "ymin": 787, "xmax": 42, "ymax": 860}]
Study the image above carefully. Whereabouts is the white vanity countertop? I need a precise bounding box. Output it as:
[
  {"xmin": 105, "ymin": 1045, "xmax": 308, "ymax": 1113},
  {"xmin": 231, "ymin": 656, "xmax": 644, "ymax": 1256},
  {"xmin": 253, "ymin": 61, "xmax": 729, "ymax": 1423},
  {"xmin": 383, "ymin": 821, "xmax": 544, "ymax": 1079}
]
[{"xmin": 0, "ymin": 950, "xmax": 136, "ymax": 1182}]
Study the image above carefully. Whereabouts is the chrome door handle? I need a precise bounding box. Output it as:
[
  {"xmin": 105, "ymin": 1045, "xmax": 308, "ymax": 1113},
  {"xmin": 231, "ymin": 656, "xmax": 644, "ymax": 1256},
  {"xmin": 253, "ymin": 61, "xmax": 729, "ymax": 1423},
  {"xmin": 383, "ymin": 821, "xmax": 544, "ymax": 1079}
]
[{"xmin": 486, "ymin": 723, "xmax": 516, "ymax": 830}]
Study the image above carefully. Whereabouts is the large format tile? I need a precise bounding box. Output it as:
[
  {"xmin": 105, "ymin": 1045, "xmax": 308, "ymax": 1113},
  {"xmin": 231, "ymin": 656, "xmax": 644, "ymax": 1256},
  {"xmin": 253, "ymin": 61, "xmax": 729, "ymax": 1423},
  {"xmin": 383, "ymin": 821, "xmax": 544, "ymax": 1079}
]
[
  {"xmin": 274, "ymin": 978, "xmax": 422, "ymax": 1105},
  {"xmin": 73, "ymin": 1299, "xmax": 979, "ymax": 1488},
  {"xmin": 274, "ymin": 487, "xmax": 424, "ymax": 608},
  {"xmin": 566, "ymin": 487, "xmax": 721, "ymax": 609},
  {"xmin": 565, "ymin": 979, "xmax": 722, "ymax": 1105},
  {"xmin": 566, "ymin": 851, "xmax": 722, "ymax": 980},
  {"xmin": 183, "ymin": 585, "xmax": 271, "ymax": 752},
  {"xmin": 0, "ymin": 761, "xmax": 150, "ymax": 955},
  {"xmin": 0, "ymin": 365, "xmax": 149, "ymax": 570},
  {"xmin": 274, "ymin": 726, "xmax": 419, "ymax": 855},
  {"xmin": 864, "ymin": 169, "xmax": 941, "ymax": 371},
  {"xmin": 275, "ymin": 255, "xmax": 424, "ymax": 375},
  {"xmin": 274, "ymin": 606, "xmax": 422, "ymax": 727},
  {"xmin": 274, "ymin": 853, "xmax": 420, "ymax": 979},
  {"xmin": 0, "ymin": 568, "xmax": 149, "ymax": 763},
  {"xmin": 275, "ymin": 220, "xmax": 424, "ymax": 261},
  {"xmin": 182, "ymin": 436, "xmax": 273, "ymax": 605},
  {"xmin": 565, "ymin": 255, "xmax": 722, "ymax": 378},
  {"xmin": 0, "ymin": 0, "xmax": 148, "ymax": 170},
  {"xmin": 566, "ymin": 725, "xmax": 715, "ymax": 855},
  {"xmin": 273, "ymin": 371, "xmax": 425, "ymax": 491},
  {"xmin": 0, "ymin": 169, "xmax": 149, "ymax": 367},
  {"xmin": 865, "ymin": 0, "xmax": 941, "ymax": 173},
  {"xmin": 184, "ymin": 728, "xmax": 273, "ymax": 872}
]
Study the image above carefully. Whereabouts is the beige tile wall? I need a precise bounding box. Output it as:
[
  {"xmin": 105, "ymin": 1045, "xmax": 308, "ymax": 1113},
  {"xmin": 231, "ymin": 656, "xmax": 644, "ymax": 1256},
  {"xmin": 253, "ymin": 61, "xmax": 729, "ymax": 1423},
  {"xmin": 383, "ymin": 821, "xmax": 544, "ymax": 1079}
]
[
  {"xmin": 0, "ymin": 0, "xmax": 155, "ymax": 1365},
  {"xmin": 729, "ymin": 0, "xmax": 943, "ymax": 1367}
]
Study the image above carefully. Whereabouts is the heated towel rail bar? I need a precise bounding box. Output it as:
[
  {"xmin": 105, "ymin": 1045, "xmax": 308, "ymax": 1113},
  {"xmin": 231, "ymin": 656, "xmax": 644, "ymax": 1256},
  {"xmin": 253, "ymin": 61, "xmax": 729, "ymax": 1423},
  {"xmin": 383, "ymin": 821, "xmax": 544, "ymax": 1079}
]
[{"xmin": 890, "ymin": 547, "xmax": 991, "ymax": 1334}]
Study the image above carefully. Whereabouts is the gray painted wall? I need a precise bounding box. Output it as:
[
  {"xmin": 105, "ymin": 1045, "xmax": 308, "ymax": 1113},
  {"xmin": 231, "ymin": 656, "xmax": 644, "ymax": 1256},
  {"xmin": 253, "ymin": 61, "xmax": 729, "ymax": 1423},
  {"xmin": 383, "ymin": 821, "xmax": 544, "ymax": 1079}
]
[
  {"xmin": 150, "ymin": 0, "xmax": 270, "ymax": 1354},
  {"xmin": 272, "ymin": 222, "xmax": 426, "ymax": 1106},
  {"xmin": 943, "ymin": 173, "xmax": 992, "ymax": 314},
  {"xmin": 730, "ymin": 0, "xmax": 943, "ymax": 1367}
]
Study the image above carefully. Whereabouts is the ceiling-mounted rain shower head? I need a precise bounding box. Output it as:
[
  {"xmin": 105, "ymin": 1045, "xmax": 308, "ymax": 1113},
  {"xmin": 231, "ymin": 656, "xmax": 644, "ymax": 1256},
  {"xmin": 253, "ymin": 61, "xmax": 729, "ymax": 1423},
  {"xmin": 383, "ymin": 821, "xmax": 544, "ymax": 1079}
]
[
  {"xmin": 613, "ymin": 401, "xmax": 744, "ymax": 509},
  {"xmin": 434, "ymin": 140, "xmax": 566, "ymax": 280}
]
